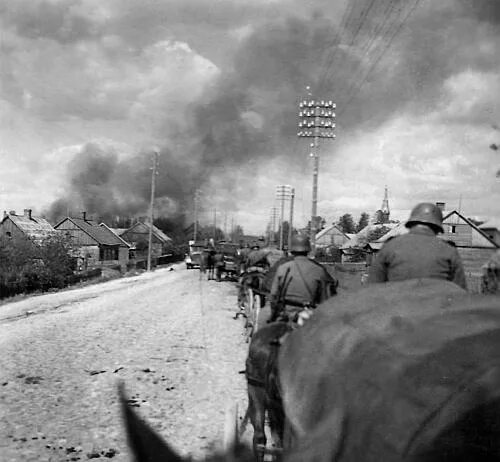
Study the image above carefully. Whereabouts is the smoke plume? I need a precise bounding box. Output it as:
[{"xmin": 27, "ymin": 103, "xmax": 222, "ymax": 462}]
[{"xmin": 45, "ymin": 0, "xmax": 500, "ymax": 227}]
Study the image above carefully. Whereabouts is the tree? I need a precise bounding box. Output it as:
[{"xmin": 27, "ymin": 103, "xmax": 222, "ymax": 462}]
[
  {"xmin": 337, "ymin": 214, "xmax": 356, "ymax": 234},
  {"xmin": 0, "ymin": 233, "xmax": 75, "ymax": 297},
  {"xmin": 366, "ymin": 226, "xmax": 391, "ymax": 242},
  {"xmin": 37, "ymin": 234, "xmax": 75, "ymax": 288},
  {"xmin": 356, "ymin": 212, "xmax": 370, "ymax": 232}
]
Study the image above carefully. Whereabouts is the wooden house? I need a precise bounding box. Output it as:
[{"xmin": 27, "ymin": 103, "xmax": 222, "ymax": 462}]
[
  {"xmin": 54, "ymin": 212, "xmax": 129, "ymax": 271},
  {"xmin": 0, "ymin": 209, "xmax": 55, "ymax": 243},
  {"xmin": 479, "ymin": 218, "xmax": 500, "ymax": 247},
  {"xmin": 120, "ymin": 221, "xmax": 173, "ymax": 262},
  {"xmin": 315, "ymin": 224, "xmax": 351, "ymax": 248},
  {"xmin": 441, "ymin": 210, "xmax": 499, "ymax": 278}
]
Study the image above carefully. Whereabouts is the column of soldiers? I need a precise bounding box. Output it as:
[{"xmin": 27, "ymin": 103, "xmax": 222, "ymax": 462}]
[{"xmin": 262, "ymin": 201, "xmax": 500, "ymax": 327}]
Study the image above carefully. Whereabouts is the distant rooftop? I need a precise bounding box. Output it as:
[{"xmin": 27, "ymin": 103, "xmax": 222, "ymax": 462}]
[{"xmin": 2, "ymin": 209, "xmax": 55, "ymax": 241}]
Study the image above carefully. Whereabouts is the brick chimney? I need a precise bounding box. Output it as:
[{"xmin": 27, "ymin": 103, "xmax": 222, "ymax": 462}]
[
  {"xmin": 435, "ymin": 202, "xmax": 446, "ymax": 212},
  {"xmin": 82, "ymin": 211, "xmax": 87, "ymax": 221},
  {"xmin": 24, "ymin": 209, "xmax": 32, "ymax": 220},
  {"xmin": 3, "ymin": 211, "xmax": 7, "ymax": 220}
]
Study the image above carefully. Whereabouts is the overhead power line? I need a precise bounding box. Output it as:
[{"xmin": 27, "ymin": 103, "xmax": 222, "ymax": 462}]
[{"xmin": 338, "ymin": 0, "xmax": 423, "ymax": 118}]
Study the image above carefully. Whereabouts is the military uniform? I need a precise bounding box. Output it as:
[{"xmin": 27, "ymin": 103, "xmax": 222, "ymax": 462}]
[
  {"xmin": 270, "ymin": 255, "xmax": 337, "ymax": 322},
  {"xmin": 368, "ymin": 226, "xmax": 467, "ymax": 289}
]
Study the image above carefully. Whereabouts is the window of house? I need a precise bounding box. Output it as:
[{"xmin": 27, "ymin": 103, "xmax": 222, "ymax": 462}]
[
  {"xmin": 6, "ymin": 231, "xmax": 11, "ymax": 238},
  {"xmin": 451, "ymin": 225, "xmax": 456, "ymax": 233},
  {"xmin": 99, "ymin": 247, "xmax": 119, "ymax": 261}
]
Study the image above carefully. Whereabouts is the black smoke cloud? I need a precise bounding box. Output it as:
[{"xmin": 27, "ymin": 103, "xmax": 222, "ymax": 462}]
[{"xmin": 46, "ymin": 0, "xmax": 500, "ymax": 225}]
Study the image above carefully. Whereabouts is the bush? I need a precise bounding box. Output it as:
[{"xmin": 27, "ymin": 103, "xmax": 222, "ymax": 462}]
[{"xmin": 0, "ymin": 234, "xmax": 75, "ymax": 299}]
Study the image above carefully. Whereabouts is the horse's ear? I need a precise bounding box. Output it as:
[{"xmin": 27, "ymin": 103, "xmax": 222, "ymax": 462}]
[{"xmin": 119, "ymin": 382, "xmax": 184, "ymax": 462}]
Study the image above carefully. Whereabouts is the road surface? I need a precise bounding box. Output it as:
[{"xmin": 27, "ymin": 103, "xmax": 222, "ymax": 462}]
[{"xmin": 0, "ymin": 264, "xmax": 249, "ymax": 461}]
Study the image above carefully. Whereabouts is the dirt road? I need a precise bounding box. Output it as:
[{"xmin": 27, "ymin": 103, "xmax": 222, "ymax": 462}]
[{"xmin": 0, "ymin": 265, "xmax": 249, "ymax": 461}]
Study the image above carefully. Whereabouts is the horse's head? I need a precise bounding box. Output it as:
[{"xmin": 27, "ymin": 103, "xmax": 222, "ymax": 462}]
[{"xmin": 119, "ymin": 383, "xmax": 254, "ymax": 462}]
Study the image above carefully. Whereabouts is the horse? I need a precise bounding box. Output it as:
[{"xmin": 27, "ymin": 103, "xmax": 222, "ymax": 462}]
[
  {"xmin": 278, "ymin": 278, "xmax": 500, "ymax": 461},
  {"xmin": 245, "ymin": 322, "xmax": 291, "ymax": 461},
  {"xmin": 200, "ymin": 249, "xmax": 216, "ymax": 280}
]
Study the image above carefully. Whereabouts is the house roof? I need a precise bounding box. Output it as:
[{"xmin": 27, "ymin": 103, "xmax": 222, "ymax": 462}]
[
  {"xmin": 442, "ymin": 210, "xmax": 499, "ymax": 248},
  {"xmin": 109, "ymin": 227, "xmax": 128, "ymax": 236},
  {"xmin": 364, "ymin": 242, "xmax": 384, "ymax": 250},
  {"xmin": 55, "ymin": 217, "xmax": 126, "ymax": 246},
  {"xmin": 2, "ymin": 212, "xmax": 55, "ymax": 241},
  {"xmin": 99, "ymin": 223, "xmax": 132, "ymax": 247},
  {"xmin": 315, "ymin": 224, "xmax": 350, "ymax": 241},
  {"xmin": 342, "ymin": 223, "xmax": 399, "ymax": 249},
  {"xmin": 479, "ymin": 218, "xmax": 500, "ymax": 230},
  {"xmin": 123, "ymin": 221, "xmax": 172, "ymax": 243},
  {"xmin": 375, "ymin": 222, "xmax": 409, "ymax": 243}
]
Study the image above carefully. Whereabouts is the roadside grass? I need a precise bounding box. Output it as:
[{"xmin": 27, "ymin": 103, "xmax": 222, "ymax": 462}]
[{"xmin": 0, "ymin": 267, "xmax": 149, "ymax": 307}]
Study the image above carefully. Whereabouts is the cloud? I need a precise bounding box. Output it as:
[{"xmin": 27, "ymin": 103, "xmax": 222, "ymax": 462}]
[{"xmin": 1, "ymin": 0, "xmax": 499, "ymax": 233}]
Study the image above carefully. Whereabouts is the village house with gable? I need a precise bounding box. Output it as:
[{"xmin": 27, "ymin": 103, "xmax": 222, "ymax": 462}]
[
  {"xmin": 0, "ymin": 209, "xmax": 55, "ymax": 243},
  {"xmin": 479, "ymin": 218, "xmax": 500, "ymax": 247},
  {"xmin": 54, "ymin": 212, "xmax": 130, "ymax": 271},
  {"xmin": 119, "ymin": 221, "xmax": 172, "ymax": 263}
]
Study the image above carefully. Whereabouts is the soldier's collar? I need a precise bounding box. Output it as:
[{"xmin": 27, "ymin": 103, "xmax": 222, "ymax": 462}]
[{"xmin": 409, "ymin": 225, "xmax": 437, "ymax": 236}]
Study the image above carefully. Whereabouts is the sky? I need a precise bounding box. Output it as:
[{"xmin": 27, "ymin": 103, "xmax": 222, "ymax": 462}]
[{"xmin": 0, "ymin": 0, "xmax": 499, "ymax": 234}]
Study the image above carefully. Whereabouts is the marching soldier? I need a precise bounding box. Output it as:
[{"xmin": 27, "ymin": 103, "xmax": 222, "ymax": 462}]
[
  {"xmin": 269, "ymin": 235, "xmax": 337, "ymax": 323},
  {"xmin": 245, "ymin": 242, "xmax": 270, "ymax": 272},
  {"xmin": 368, "ymin": 202, "xmax": 467, "ymax": 289}
]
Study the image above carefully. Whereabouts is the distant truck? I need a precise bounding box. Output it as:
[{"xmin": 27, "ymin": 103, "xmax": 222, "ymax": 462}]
[
  {"xmin": 215, "ymin": 242, "xmax": 240, "ymax": 280},
  {"xmin": 185, "ymin": 240, "xmax": 205, "ymax": 269}
]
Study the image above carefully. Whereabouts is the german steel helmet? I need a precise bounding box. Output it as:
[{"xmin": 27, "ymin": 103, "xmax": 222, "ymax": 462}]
[
  {"xmin": 405, "ymin": 202, "xmax": 444, "ymax": 233},
  {"xmin": 291, "ymin": 234, "xmax": 311, "ymax": 253}
]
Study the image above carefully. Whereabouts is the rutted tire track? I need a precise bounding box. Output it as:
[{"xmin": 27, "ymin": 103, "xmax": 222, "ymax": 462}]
[{"xmin": 0, "ymin": 266, "xmax": 249, "ymax": 461}]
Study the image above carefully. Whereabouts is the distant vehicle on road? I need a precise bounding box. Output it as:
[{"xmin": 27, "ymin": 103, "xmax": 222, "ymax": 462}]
[
  {"xmin": 216, "ymin": 242, "xmax": 240, "ymax": 280},
  {"xmin": 186, "ymin": 240, "xmax": 205, "ymax": 269}
]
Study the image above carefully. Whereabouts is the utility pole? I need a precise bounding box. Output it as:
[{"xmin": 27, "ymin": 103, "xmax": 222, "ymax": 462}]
[
  {"xmin": 213, "ymin": 208, "xmax": 217, "ymax": 242},
  {"xmin": 288, "ymin": 187, "xmax": 295, "ymax": 251},
  {"xmin": 147, "ymin": 150, "xmax": 159, "ymax": 272},
  {"xmin": 298, "ymin": 88, "xmax": 336, "ymax": 253},
  {"xmin": 193, "ymin": 189, "xmax": 201, "ymax": 242},
  {"xmin": 269, "ymin": 207, "xmax": 279, "ymax": 246},
  {"xmin": 224, "ymin": 212, "xmax": 227, "ymax": 241},
  {"xmin": 276, "ymin": 185, "xmax": 292, "ymax": 251}
]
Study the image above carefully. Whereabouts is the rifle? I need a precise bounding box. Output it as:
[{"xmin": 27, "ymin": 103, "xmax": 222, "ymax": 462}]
[{"xmin": 270, "ymin": 267, "xmax": 292, "ymax": 322}]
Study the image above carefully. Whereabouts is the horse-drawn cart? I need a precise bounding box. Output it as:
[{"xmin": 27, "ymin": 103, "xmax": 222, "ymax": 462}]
[
  {"xmin": 238, "ymin": 268, "xmax": 268, "ymax": 342},
  {"xmin": 237, "ymin": 250, "xmax": 290, "ymax": 342}
]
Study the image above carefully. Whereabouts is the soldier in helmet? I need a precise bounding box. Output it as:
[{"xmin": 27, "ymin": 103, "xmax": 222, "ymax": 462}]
[
  {"xmin": 368, "ymin": 202, "xmax": 467, "ymax": 289},
  {"xmin": 245, "ymin": 242, "xmax": 269, "ymax": 271},
  {"xmin": 269, "ymin": 234, "xmax": 338, "ymax": 323}
]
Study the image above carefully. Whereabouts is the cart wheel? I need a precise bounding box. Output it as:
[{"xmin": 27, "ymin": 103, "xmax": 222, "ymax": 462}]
[
  {"xmin": 223, "ymin": 402, "xmax": 239, "ymax": 452},
  {"xmin": 252, "ymin": 292, "xmax": 262, "ymax": 335}
]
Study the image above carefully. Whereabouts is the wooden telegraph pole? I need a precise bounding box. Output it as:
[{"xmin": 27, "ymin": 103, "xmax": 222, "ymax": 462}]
[{"xmin": 147, "ymin": 150, "xmax": 159, "ymax": 272}]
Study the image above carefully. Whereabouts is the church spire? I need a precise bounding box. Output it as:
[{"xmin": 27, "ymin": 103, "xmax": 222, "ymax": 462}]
[
  {"xmin": 381, "ymin": 185, "xmax": 390, "ymax": 215},
  {"xmin": 374, "ymin": 186, "xmax": 390, "ymax": 224}
]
